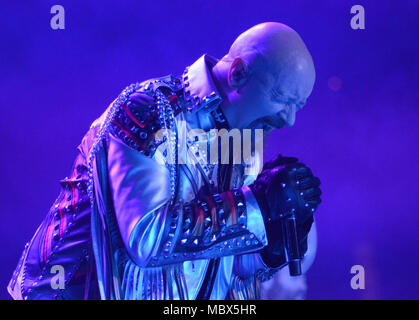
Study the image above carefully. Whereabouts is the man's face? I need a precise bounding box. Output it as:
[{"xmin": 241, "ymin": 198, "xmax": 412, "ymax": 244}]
[{"xmin": 239, "ymin": 61, "xmax": 314, "ymax": 132}]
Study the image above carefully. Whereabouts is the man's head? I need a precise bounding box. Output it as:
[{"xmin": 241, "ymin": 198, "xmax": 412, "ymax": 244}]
[{"xmin": 211, "ymin": 22, "xmax": 315, "ymax": 131}]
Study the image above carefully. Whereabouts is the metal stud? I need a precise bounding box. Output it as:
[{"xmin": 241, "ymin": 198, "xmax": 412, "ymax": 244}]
[{"xmin": 139, "ymin": 132, "xmax": 148, "ymax": 140}]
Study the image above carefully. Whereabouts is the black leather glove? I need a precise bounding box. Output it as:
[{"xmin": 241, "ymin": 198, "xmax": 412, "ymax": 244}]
[{"xmin": 249, "ymin": 155, "xmax": 321, "ymax": 268}]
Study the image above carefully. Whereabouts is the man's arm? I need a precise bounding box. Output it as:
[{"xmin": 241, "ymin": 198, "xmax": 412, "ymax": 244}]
[{"xmin": 107, "ymin": 91, "xmax": 267, "ymax": 268}]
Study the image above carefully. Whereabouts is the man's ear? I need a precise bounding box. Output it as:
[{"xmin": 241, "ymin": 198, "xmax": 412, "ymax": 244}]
[{"xmin": 228, "ymin": 58, "xmax": 249, "ymax": 90}]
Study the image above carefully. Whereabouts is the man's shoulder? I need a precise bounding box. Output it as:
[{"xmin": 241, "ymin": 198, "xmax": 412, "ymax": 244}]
[
  {"xmin": 110, "ymin": 89, "xmax": 162, "ymax": 156},
  {"xmin": 85, "ymin": 76, "xmax": 183, "ymax": 156}
]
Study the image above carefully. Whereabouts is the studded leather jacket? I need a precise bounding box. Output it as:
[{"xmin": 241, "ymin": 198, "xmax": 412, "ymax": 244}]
[{"xmin": 9, "ymin": 54, "xmax": 314, "ymax": 300}]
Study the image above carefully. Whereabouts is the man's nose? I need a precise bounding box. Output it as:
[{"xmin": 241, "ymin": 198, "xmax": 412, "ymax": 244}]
[{"xmin": 286, "ymin": 104, "xmax": 296, "ymax": 126}]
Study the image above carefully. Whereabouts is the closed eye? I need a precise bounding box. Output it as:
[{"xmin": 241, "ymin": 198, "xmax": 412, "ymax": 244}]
[
  {"xmin": 271, "ymin": 88, "xmax": 306, "ymax": 110},
  {"xmin": 271, "ymin": 87, "xmax": 280, "ymax": 98},
  {"xmin": 271, "ymin": 89, "xmax": 285, "ymax": 104}
]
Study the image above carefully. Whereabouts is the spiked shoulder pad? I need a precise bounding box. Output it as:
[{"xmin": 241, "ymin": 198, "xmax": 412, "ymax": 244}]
[{"xmin": 110, "ymin": 92, "xmax": 163, "ymax": 157}]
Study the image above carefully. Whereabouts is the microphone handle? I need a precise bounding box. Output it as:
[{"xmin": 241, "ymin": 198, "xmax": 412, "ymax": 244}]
[{"xmin": 283, "ymin": 211, "xmax": 302, "ymax": 276}]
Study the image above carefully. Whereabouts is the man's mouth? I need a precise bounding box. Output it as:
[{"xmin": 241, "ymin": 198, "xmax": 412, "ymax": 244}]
[
  {"xmin": 247, "ymin": 114, "xmax": 286, "ymax": 132},
  {"xmin": 263, "ymin": 114, "xmax": 287, "ymax": 129},
  {"xmin": 262, "ymin": 122, "xmax": 275, "ymax": 132}
]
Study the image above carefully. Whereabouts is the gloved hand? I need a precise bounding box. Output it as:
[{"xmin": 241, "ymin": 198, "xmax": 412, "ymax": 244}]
[{"xmin": 249, "ymin": 155, "xmax": 321, "ymax": 268}]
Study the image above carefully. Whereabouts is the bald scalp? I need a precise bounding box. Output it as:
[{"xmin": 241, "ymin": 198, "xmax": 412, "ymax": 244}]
[{"xmin": 224, "ymin": 22, "xmax": 315, "ymax": 81}]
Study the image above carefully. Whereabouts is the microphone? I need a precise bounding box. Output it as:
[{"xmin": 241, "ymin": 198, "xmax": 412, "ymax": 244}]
[{"xmin": 282, "ymin": 210, "xmax": 302, "ymax": 276}]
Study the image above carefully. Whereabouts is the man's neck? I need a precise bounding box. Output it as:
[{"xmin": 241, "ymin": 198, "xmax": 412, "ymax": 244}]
[{"xmin": 210, "ymin": 61, "xmax": 248, "ymax": 130}]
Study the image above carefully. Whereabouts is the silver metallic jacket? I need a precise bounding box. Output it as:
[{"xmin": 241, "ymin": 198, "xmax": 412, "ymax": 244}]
[{"xmin": 9, "ymin": 54, "xmax": 315, "ymax": 300}]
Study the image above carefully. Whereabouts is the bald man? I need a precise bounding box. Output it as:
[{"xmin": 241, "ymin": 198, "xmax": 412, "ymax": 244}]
[{"xmin": 9, "ymin": 22, "xmax": 321, "ymax": 300}]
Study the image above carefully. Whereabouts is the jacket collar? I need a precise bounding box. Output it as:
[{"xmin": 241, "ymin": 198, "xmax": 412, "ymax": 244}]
[{"xmin": 182, "ymin": 54, "xmax": 223, "ymax": 113}]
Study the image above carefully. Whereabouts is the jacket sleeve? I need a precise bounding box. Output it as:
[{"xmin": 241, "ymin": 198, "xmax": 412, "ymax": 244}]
[{"xmin": 107, "ymin": 91, "xmax": 268, "ymax": 268}]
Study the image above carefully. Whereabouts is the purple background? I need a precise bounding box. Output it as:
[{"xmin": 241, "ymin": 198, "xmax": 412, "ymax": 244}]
[{"xmin": 1, "ymin": 1, "xmax": 418, "ymax": 299}]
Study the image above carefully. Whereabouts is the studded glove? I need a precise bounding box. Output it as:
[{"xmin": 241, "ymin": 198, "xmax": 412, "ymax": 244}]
[{"xmin": 249, "ymin": 155, "xmax": 321, "ymax": 267}]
